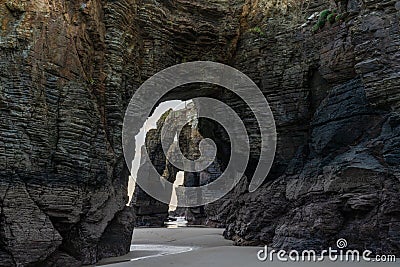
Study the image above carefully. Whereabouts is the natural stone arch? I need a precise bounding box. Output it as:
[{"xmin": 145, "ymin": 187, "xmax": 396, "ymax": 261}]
[{"xmin": 131, "ymin": 100, "xmax": 227, "ymax": 226}]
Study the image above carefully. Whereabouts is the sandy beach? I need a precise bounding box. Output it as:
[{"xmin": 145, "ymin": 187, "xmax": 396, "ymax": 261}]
[{"xmin": 96, "ymin": 228, "xmax": 398, "ymax": 267}]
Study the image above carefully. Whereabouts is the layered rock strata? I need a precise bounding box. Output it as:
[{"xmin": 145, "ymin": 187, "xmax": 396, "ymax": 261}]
[{"xmin": 1, "ymin": 0, "xmax": 400, "ymax": 265}]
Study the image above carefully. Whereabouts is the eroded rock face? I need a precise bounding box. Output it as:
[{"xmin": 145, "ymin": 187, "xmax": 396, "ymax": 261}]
[
  {"xmin": 1, "ymin": 0, "xmax": 400, "ymax": 265},
  {"xmin": 1, "ymin": 0, "xmax": 244, "ymax": 264},
  {"xmin": 132, "ymin": 0, "xmax": 400, "ymax": 255},
  {"xmin": 224, "ymin": 79, "xmax": 400, "ymax": 254},
  {"xmin": 0, "ymin": 0, "xmax": 135, "ymax": 265},
  {"xmin": 223, "ymin": 0, "xmax": 400, "ymax": 254}
]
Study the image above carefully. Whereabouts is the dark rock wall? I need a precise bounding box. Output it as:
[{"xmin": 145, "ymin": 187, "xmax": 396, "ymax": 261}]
[
  {"xmin": 0, "ymin": 1, "xmax": 135, "ymax": 265},
  {"xmin": 223, "ymin": 0, "xmax": 400, "ymax": 254},
  {"xmin": 0, "ymin": 0, "xmax": 245, "ymax": 264},
  {"xmin": 132, "ymin": 0, "xmax": 400, "ymax": 255}
]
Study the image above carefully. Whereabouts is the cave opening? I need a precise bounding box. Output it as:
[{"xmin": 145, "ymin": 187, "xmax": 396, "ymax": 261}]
[
  {"xmin": 113, "ymin": 77, "xmax": 271, "ymax": 265},
  {"xmin": 127, "ymin": 94, "xmax": 242, "ymax": 230},
  {"xmin": 127, "ymin": 99, "xmax": 186, "ymax": 206},
  {"xmin": 128, "ymin": 99, "xmax": 215, "ymax": 228},
  {"xmin": 126, "ymin": 81, "xmax": 265, "ymax": 230}
]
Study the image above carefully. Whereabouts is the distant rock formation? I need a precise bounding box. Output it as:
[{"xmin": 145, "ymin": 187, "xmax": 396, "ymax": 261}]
[{"xmin": 132, "ymin": 103, "xmax": 227, "ymax": 226}]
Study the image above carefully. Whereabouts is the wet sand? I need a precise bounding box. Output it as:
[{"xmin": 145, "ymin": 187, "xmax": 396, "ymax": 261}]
[
  {"xmin": 97, "ymin": 228, "xmax": 398, "ymax": 267},
  {"xmin": 96, "ymin": 228, "xmax": 233, "ymax": 266}
]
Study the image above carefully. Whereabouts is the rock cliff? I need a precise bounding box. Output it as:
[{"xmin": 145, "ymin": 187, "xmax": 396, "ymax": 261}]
[
  {"xmin": 0, "ymin": 0, "xmax": 399, "ymax": 265},
  {"xmin": 0, "ymin": 0, "xmax": 136, "ymax": 265},
  {"xmin": 223, "ymin": 0, "xmax": 400, "ymax": 255}
]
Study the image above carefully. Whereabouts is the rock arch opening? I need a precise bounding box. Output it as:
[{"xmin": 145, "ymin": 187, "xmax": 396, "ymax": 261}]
[{"xmin": 129, "ymin": 98, "xmax": 231, "ymax": 227}]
